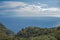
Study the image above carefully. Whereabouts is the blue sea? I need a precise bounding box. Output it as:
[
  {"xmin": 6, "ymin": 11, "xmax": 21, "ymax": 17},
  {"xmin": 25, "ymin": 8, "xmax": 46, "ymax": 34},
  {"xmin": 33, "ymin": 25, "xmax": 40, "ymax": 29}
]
[{"xmin": 0, "ymin": 17, "xmax": 60, "ymax": 33}]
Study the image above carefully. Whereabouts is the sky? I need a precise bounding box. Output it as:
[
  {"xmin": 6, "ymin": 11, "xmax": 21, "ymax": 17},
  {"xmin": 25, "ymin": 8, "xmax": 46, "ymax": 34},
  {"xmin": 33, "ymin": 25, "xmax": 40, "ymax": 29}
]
[{"xmin": 0, "ymin": 0, "xmax": 60, "ymax": 33}]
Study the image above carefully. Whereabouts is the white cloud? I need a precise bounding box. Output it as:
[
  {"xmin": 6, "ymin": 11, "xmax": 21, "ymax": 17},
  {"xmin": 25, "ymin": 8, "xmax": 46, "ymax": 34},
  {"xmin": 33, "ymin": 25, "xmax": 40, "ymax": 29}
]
[
  {"xmin": 0, "ymin": 1, "xmax": 27, "ymax": 8},
  {"xmin": 0, "ymin": 1, "xmax": 60, "ymax": 17}
]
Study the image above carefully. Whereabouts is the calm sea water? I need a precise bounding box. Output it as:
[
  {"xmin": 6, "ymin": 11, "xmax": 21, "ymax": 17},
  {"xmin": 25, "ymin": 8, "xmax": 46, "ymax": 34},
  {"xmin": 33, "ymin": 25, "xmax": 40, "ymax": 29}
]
[{"xmin": 0, "ymin": 17, "xmax": 60, "ymax": 33}]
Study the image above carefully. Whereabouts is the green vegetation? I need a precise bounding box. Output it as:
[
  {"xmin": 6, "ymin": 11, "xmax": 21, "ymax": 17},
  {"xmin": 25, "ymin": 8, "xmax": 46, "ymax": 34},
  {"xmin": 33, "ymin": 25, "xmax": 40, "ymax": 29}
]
[
  {"xmin": 0, "ymin": 23, "xmax": 60, "ymax": 40},
  {"xmin": 0, "ymin": 23, "xmax": 14, "ymax": 40}
]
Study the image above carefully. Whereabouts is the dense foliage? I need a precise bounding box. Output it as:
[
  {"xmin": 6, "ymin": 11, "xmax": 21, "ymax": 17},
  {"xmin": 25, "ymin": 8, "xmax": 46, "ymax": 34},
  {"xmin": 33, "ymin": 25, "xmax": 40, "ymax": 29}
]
[
  {"xmin": 0, "ymin": 23, "xmax": 14, "ymax": 40},
  {"xmin": 0, "ymin": 23, "xmax": 60, "ymax": 40}
]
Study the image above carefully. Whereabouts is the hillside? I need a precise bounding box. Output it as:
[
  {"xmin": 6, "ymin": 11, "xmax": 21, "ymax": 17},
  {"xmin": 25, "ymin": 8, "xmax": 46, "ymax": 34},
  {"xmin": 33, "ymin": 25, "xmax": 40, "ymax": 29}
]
[
  {"xmin": 16, "ymin": 26, "xmax": 60, "ymax": 40},
  {"xmin": 0, "ymin": 23, "xmax": 14, "ymax": 40},
  {"xmin": 0, "ymin": 23, "xmax": 60, "ymax": 40}
]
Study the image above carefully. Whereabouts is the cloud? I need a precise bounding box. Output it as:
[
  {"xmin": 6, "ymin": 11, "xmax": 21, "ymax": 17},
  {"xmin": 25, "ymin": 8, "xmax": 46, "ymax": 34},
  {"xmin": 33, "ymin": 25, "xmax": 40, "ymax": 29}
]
[
  {"xmin": 0, "ymin": 1, "xmax": 27, "ymax": 8},
  {"xmin": 0, "ymin": 1, "xmax": 60, "ymax": 17}
]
